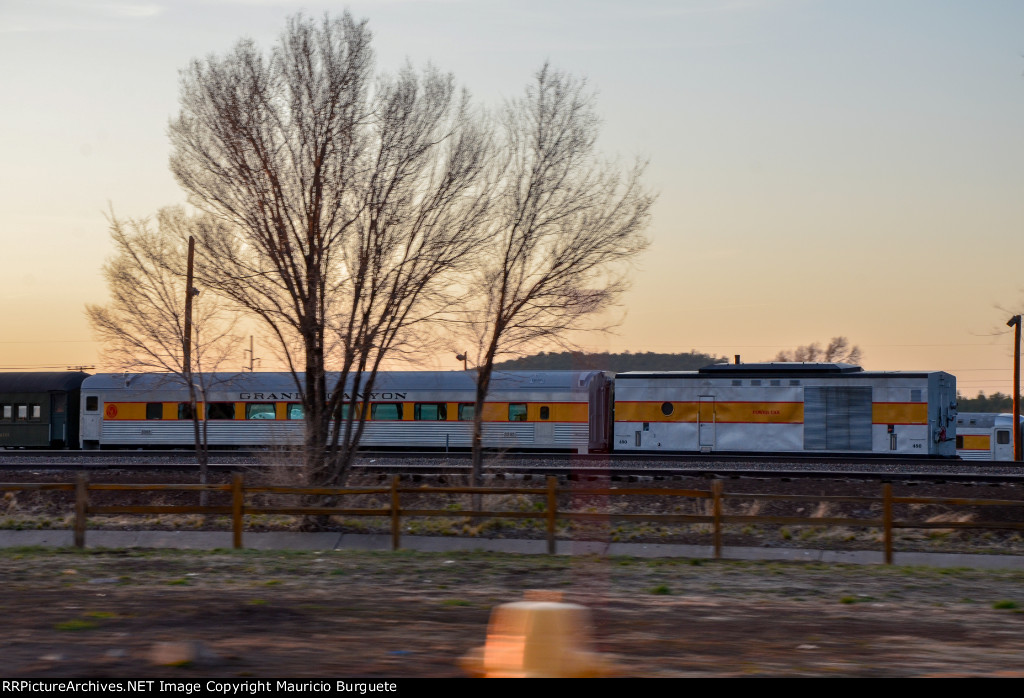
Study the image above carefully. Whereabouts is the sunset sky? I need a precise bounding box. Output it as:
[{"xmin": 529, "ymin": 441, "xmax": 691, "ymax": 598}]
[{"xmin": 2, "ymin": 0, "xmax": 1023, "ymax": 396}]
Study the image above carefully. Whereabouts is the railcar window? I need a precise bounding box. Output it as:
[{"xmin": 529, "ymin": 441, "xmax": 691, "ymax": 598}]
[
  {"xmin": 371, "ymin": 403, "xmax": 402, "ymax": 420},
  {"xmin": 207, "ymin": 403, "xmax": 236, "ymax": 420},
  {"xmin": 414, "ymin": 403, "xmax": 447, "ymax": 420},
  {"xmin": 178, "ymin": 403, "xmax": 195, "ymax": 420},
  {"xmin": 731, "ymin": 380, "xmax": 742, "ymax": 386},
  {"xmin": 246, "ymin": 403, "xmax": 276, "ymax": 420},
  {"xmin": 508, "ymin": 404, "xmax": 527, "ymax": 422},
  {"xmin": 86, "ymin": 396, "xmax": 98, "ymax": 411},
  {"xmin": 661, "ymin": 402, "xmax": 674, "ymax": 416},
  {"xmin": 539, "ymin": 406, "xmax": 550, "ymax": 420},
  {"xmin": 750, "ymin": 380, "xmax": 761, "ymax": 386},
  {"xmin": 29, "ymin": 405, "xmax": 41, "ymax": 421},
  {"xmin": 146, "ymin": 403, "xmax": 163, "ymax": 420},
  {"xmin": 770, "ymin": 380, "xmax": 781, "ymax": 387},
  {"xmin": 956, "ymin": 435, "xmax": 964, "ymax": 448},
  {"xmin": 17, "ymin": 405, "xmax": 27, "ymax": 420},
  {"xmin": 910, "ymin": 389, "xmax": 922, "ymax": 402},
  {"xmin": 458, "ymin": 404, "xmax": 474, "ymax": 421},
  {"xmin": 789, "ymin": 380, "xmax": 800, "ymax": 386},
  {"xmin": 1, "ymin": 405, "xmax": 10, "ymax": 420},
  {"xmin": 997, "ymin": 430, "xmax": 1010, "ymax": 445},
  {"xmin": 287, "ymin": 404, "xmax": 304, "ymax": 420}
]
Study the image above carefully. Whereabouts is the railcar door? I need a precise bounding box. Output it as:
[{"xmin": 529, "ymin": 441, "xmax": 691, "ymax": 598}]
[
  {"xmin": 49, "ymin": 393, "xmax": 67, "ymax": 448},
  {"xmin": 993, "ymin": 427, "xmax": 1013, "ymax": 461},
  {"xmin": 698, "ymin": 396, "xmax": 715, "ymax": 452}
]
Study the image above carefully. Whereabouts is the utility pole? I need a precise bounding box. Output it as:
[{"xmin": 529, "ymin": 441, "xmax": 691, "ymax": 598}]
[
  {"xmin": 1009, "ymin": 315, "xmax": 1022, "ymax": 461},
  {"xmin": 183, "ymin": 236, "xmax": 195, "ymax": 376},
  {"xmin": 244, "ymin": 336, "xmax": 259, "ymax": 372}
]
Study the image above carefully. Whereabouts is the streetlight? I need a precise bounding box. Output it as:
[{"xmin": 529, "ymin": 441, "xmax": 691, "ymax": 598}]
[
  {"xmin": 455, "ymin": 352, "xmax": 468, "ymax": 371},
  {"xmin": 1008, "ymin": 314, "xmax": 1021, "ymax": 461}
]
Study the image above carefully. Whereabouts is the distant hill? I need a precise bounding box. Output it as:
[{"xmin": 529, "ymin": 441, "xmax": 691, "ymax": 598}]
[{"xmin": 492, "ymin": 350, "xmax": 728, "ymax": 372}]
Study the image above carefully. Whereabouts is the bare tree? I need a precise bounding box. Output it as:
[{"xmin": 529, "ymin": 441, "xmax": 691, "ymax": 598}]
[
  {"xmin": 773, "ymin": 336, "xmax": 863, "ymax": 364},
  {"xmin": 461, "ymin": 64, "xmax": 654, "ymax": 484},
  {"xmin": 169, "ymin": 13, "xmax": 490, "ymax": 485},
  {"xmin": 85, "ymin": 209, "xmax": 240, "ymax": 499}
]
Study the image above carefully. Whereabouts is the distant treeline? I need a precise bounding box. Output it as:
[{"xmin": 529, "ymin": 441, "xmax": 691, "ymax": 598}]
[
  {"xmin": 493, "ymin": 350, "xmax": 728, "ymax": 372},
  {"xmin": 957, "ymin": 392, "xmax": 1022, "ymax": 413}
]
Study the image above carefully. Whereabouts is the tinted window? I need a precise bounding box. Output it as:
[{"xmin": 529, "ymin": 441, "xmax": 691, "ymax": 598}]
[
  {"xmin": 86, "ymin": 396, "xmax": 98, "ymax": 411},
  {"xmin": 246, "ymin": 403, "xmax": 276, "ymax": 420},
  {"xmin": 178, "ymin": 402, "xmax": 195, "ymax": 420},
  {"xmin": 956, "ymin": 435, "xmax": 964, "ymax": 448},
  {"xmin": 207, "ymin": 403, "xmax": 236, "ymax": 420},
  {"xmin": 146, "ymin": 403, "xmax": 163, "ymax": 420},
  {"xmin": 539, "ymin": 406, "xmax": 550, "ymax": 420},
  {"xmin": 287, "ymin": 404, "xmax": 304, "ymax": 420},
  {"xmin": 414, "ymin": 403, "xmax": 447, "ymax": 420},
  {"xmin": 508, "ymin": 404, "xmax": 527, "ymax": 422},
  {"xmin": 661, "ymin": 402, "xmax": 673, "ymax": 416},
  {"xmin": 371, "ymin": 403, "xmax": 402, "ymax": 420},
  {"xmin": 458, "ymin": 404, "xmax": 475, "ymax": 421},
  {"xmin": 997, "ymin": 430, "xmax": 1010, "ymax": 445}
]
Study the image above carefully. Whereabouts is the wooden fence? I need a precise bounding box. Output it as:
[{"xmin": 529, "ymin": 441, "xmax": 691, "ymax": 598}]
[{"xmin": 2, "ymin": 474, "xmax": 1024, "ymax": 564}]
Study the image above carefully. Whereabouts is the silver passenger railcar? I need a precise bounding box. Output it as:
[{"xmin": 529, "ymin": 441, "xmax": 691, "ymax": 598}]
[
  {"xmin": 79, "ymin": 371, "xmax": 612, "ymax": 454},
  {"xmin": 954, "ymin": 412, "xmax": 1024, "ymax": 460}
]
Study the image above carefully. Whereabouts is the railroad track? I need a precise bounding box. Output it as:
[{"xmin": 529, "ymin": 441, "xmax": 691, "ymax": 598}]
[{"xmin": 3, "ymin": 449, "xmax": 1024, "ymax": 485}]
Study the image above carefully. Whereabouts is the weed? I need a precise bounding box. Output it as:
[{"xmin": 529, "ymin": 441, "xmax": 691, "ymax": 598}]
[
  {"xmin": 55, "ymin": 619, "xmax": 98, "ymax": 631},
  {"xmin": 167, "ymin": 579, "xmax": 188, "ymax": 585},
  {"xmin": 993, "ymin": 600, "xmax": 1020, "ymax": 610},
  {"xmin": 650, "ymin": 584, "xmax": 672, "ymax": 595},
  {"xmin": 442, "ymin": 599, "xmax": 471, "ymax": 606}
]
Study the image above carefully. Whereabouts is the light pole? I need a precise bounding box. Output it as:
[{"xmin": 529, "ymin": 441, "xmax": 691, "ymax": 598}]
[
  {"xmin": 1009, "ymin": 314, "xmax": 1022, "ymax": 461},
  {"xmin": 455, "ymin": 352, "xmax": 468, "ymax": 371}
]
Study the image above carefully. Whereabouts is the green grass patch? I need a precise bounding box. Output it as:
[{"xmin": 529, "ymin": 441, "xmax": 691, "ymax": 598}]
[
  {"xmin": 55, "ymin": 619, "xmax": 99, "ymax": 631},
  {"xmin": 649, "ymin": 584, "xmax": 672, "ymax": 595},
  {"xmin": 993, "ymin": 600, "xmax": 1020, "ymax": 610}
]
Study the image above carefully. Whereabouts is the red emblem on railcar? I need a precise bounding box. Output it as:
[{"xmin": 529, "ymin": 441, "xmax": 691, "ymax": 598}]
[{"xmin": 104, "ymin": 404, "xmax": 118, "ymax": 419}]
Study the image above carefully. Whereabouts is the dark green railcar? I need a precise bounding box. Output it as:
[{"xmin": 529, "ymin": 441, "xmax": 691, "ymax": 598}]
[{"xmin": 0, "ymin": 372, "xmax": 89, "ymax": 448}]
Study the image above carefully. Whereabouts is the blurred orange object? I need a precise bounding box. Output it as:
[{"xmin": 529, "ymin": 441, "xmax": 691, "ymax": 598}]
[{"xmin": 460, "ymin": 592, "xmax": 618, "ymax": 678}]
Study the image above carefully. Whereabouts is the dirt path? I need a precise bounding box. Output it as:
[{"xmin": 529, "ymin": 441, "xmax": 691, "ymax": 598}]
[{"xmin": 4, "ymin": 548, "xmax": 1024, "ymax": 678}]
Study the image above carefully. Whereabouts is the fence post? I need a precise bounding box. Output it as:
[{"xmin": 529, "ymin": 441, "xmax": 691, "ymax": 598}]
[
  {"xmin": 232, "ymin": 473, "xmax": 244, "ymax": 550},
  {"xmin": 74, "ymin": 472, "xmax": 88, "ymax": 549},
  {"xmin": 712, "ymin": 479, "xmax": 723, "ymax": 560},
  {"xmin": 546, "ymin": 476, "xmax": 557, "ymax": 555},
  {"xmin": 391, "ymin": 475, "xmax": 401, "ymax": 551},
  {"xmin": 882, "ymin": 482, "xmax": 893, "ymax": 565}
]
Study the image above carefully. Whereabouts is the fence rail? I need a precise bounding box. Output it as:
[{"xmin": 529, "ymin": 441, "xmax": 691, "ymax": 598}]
[{"xmin": 2, "ymin": 475, "xmax": 1023, "ymax": 563}]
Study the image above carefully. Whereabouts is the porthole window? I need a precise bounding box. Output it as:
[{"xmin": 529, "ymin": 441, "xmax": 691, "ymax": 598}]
[
  {"xmin": 661, "ymin": 402, "xmax": 674, "ymax": 416},
  {"xmin": 539, "ymin": 406, "xmax": 550, "ymax": 420}
]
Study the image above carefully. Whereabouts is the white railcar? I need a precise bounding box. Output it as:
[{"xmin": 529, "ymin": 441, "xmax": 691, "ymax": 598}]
[
  {"xmin": 954, "ymin": 412, "xmax": 1023, "ymax": 461},
  {"xmin": 612, "ymin": 363, "xmax": 958, "ymax": 456},
  {"xmin": 79, "ymin": 371, "xmax": 612, "ymax": 454}
]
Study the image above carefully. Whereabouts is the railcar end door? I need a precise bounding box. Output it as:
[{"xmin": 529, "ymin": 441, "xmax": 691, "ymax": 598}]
[{"xmin": 699, "ymin": 396, "xmax": 715, "ymax": 452}]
